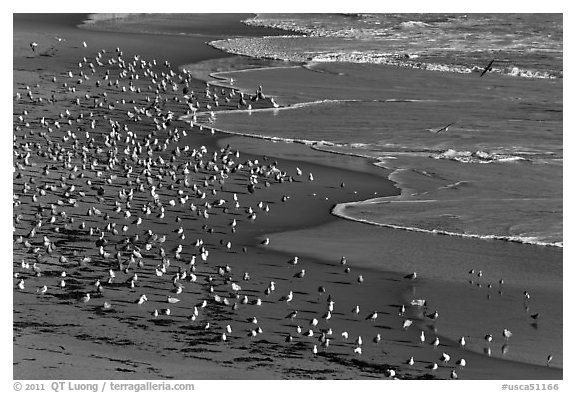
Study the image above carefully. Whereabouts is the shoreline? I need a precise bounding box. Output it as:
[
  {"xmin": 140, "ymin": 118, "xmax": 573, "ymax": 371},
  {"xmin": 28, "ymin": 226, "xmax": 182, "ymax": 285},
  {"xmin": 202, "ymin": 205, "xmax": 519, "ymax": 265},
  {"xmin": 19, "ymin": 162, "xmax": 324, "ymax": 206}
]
[
  {"xmin": 12, "ymin": 13, "xmax": 562, "ymax": 379},
  {"xmin": 188, "ymin": 58, "xmax": 561, "ymax": 248},
  {"xmin": 181, "ymin": 118, "xmax": 561, "ymax": 249}
]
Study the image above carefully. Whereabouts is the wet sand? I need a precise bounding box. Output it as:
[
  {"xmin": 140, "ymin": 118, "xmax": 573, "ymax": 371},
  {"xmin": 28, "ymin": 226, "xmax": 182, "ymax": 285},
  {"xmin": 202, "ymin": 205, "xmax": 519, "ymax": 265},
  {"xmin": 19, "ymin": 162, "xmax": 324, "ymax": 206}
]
[{"xmin": 12, "ymin": 14, "xmax": 561, "ymax": 380}]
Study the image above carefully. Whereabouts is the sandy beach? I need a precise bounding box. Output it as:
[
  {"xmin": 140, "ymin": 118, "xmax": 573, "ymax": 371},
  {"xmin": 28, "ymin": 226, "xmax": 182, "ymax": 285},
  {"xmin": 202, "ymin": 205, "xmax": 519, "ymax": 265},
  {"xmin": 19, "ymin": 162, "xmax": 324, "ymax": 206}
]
[{"xmin": 13, "ymin": 13, "xmax": 562, "ymax": 381}]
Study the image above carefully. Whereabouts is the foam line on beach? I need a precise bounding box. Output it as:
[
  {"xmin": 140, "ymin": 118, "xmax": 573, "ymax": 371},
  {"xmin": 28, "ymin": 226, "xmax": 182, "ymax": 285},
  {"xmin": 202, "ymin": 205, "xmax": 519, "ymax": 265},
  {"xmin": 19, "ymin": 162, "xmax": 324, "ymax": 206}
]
[
  {"xmin": 186, "ymin": 97, "xmax": 439, "ymax": 122},
  {"xmin": 178, "ymin": 118, "xmax": 336, "ymax": 148},
  {"xmin": 182, "ymin": 98, "xmax": 364, "ymax": 119},
  {"xmin": 210, "ymin": 64, "xmax": 301, "ymax": 77},
  {"xmin": 331, "ymin": 199, "xmax": 562, "ymax": 248}
]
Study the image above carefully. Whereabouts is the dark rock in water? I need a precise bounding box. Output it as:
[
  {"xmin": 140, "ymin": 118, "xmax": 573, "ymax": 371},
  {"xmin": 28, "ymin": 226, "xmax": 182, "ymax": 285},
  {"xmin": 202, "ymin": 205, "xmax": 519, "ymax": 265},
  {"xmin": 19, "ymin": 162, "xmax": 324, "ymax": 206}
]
[{"xmin": 247, "ymin": 184, "xmax": 255, "ymax": 194}]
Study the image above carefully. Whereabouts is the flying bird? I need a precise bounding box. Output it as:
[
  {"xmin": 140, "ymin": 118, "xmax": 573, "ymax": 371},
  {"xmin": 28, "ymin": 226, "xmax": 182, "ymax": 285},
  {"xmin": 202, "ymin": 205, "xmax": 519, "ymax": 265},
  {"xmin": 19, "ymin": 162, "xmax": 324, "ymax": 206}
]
[
  {"xmin": 480, "ymin": 59, "xmax": 495, "ymax": 77},
  {"xmin": 428, "ymin": 121, "xmax": 456, "ymax": 134}
]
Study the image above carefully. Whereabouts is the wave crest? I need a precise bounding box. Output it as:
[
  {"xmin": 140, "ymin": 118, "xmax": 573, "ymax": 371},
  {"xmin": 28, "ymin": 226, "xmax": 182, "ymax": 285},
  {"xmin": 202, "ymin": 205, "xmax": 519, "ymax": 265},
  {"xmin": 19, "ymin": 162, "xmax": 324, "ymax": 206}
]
[{"xmin": 432, "ymin": 149, "xmax": 527, "ymax": 164}]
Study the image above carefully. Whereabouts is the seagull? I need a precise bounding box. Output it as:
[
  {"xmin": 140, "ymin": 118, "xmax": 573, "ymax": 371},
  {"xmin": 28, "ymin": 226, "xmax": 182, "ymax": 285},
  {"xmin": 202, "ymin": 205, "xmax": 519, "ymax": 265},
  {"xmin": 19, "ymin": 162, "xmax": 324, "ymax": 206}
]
[
  {"xmin": 136, "ymin": 294, "xmax": 148, "ymax": 305},
  {"xmin": 399, "ymin": 304, "xmax": 406, "ymax": 316},
  {"xmin": 456, "ymin": 358, "xmax": 466, "ymax": 368},
  {"xmin": 428, "ymin": 121, "xmax": 456, "ymax": 134},
  {"xmin": 30, "ymin": 42, "xmax": 38, "ymax": 52},
  {"xmin": 546, "ymin": 355, "xmax": 553, "ymax": 367},
  {"xmin": 403, "ymin": 319, "xmax": 413, "ymax": 329},
  {"xmin": 366, "ymin": 311, "xmax": 378, "ymax": 322},
  {"xmin": 503, "ymin": 329, "xmax": 513, "ymax": 340},
  {"xmin": 410, "ymin": 299, "xmax": 426, "ymax": 307},
  {"xmin": 327, "ymin": 300, "xmax": 335, "ymax": 312},
  {"xmin": 294, "ymin": 269, "xmax": 306, "ymax": 279},
  {"xmin": 480, "ymin": 59, "xmax": 495, "ymax": 77},
  {"xmin": 279, "ymin": 291, "xmax": 293, "ymax": 303},
  {"xmin": 440, "ymin": 352, "xmax": 451, "ymax": 364}
]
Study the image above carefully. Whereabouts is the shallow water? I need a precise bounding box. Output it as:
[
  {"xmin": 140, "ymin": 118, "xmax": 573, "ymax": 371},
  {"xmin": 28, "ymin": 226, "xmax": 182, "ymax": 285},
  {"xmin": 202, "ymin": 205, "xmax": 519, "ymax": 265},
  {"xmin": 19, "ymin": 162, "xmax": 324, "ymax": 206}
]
[
  {"xmin": 203, "ymin": 13, "xmax": 563, "ymax": 247},
  {"xmin": 204, "ymin": 62, "xmax": 562, "ymax": 246}
]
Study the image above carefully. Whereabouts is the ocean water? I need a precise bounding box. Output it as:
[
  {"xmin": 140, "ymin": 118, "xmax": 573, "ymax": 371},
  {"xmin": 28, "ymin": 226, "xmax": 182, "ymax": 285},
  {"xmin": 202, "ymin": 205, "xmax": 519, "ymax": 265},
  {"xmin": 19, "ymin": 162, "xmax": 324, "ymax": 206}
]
[
  {"xmin": 194, "ymin": 14, "xmax": 563, "ymax": 247},
  {"xmin": 199, "ymin": 60, "xmax": 562, "ymax": 247},
  {"xmin": 212, "ymin": 13, "xmax": 563, "ymax": 79}
]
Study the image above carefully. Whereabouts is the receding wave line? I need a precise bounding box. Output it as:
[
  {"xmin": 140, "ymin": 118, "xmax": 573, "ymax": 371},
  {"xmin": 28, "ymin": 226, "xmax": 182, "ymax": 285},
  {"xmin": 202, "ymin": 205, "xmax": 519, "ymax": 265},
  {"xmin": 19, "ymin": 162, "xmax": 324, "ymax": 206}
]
[
  {"xmin": 209, "ymin": 64, "xmax": 301, "ymax": 78},
  {"xmin": 177, "ymin": 114, "xmax": 342, "ymax": 148},
  {"xmin": 182, "ymin": 98, "xmax": 365, "ymax": 119},
  {"xmin": 331, "ymin": 202, "xmax": 562, "ymax": 248}
]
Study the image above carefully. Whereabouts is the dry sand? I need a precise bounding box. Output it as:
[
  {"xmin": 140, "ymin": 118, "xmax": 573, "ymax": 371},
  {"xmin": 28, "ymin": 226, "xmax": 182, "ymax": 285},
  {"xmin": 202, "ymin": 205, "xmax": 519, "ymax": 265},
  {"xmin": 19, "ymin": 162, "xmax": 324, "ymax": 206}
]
[{"xmin": 12, "ymin": 14, "xmax": 561, "ymax": 381}]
